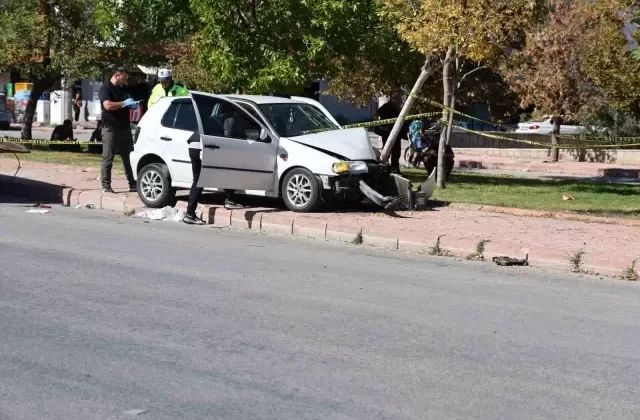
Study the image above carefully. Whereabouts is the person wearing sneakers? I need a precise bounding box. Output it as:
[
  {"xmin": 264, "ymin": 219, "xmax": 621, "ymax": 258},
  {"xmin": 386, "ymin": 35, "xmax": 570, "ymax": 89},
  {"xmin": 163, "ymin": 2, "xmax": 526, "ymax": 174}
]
[
  {"xmin": 99, "ymin": 67, "xmax": 138, "ymax": 193},
  {"xmin": 148, "ymin": 68, "xmax": 189, "ymax": 109},
  {"xmin": 183, "ymin": 129, "xmax": 206, "ymax": 225}
]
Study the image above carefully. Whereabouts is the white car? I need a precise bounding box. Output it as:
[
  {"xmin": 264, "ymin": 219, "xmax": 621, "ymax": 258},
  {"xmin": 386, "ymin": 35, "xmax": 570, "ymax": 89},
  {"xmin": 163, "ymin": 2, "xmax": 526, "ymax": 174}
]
[
  {"xmin": 131, "ymin": 92, "xmax": 405, "ymax": 212},
  {"xmin": 516, "ymin": 117, "xmax": 586, "ymax": 135}
]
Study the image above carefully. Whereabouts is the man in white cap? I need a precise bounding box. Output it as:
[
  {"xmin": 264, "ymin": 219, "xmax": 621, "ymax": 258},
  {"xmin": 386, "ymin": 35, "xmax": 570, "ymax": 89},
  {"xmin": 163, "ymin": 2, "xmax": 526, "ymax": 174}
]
[{"xmin": 148, "ymin": 68, "xmax": 189, "ymax": 108}]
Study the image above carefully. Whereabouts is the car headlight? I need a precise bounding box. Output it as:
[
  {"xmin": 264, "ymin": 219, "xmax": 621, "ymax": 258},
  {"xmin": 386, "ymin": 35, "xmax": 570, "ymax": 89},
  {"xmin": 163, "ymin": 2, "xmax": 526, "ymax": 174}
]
[{"xmin": 332, "ymin": 161, "xmax": 369, "ymax": 175}]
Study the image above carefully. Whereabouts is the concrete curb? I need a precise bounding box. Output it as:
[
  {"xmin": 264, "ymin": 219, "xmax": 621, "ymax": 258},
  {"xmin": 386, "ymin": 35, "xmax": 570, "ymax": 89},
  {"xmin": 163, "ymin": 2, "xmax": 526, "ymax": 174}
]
[{"xmin": 42, "ymin": 187, "xmax": 635, "ymax": 278}]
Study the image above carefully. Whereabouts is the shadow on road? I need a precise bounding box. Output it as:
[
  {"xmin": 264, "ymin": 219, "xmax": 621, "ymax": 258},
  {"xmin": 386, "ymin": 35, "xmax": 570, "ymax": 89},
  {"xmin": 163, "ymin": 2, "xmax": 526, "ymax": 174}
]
[{"xmin": 0, "ymin": 174, "xmax": 66, "ymax": 205}]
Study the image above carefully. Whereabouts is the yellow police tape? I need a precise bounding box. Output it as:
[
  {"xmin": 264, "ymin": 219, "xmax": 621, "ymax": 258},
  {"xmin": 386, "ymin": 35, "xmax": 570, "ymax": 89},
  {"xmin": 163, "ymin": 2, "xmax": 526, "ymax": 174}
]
[
  {"xmin": 0, "ymin": 138, "xmax": 84, "ymax": 145},
  {"xmin": 301, "ymin": 112, "xmax": 441, "ymax": 135},
  {"xmin": 452, "ymin": 124, "xmax": 640, "ymax": 149},
  {"xmin": 413, "ymin": 93, "xmax": 640, "ymax": 145}
]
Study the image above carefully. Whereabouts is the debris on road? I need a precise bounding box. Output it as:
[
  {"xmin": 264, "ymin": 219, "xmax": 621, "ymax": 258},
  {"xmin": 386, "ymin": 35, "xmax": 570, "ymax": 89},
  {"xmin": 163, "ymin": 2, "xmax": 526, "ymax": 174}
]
[
  {"xmin": 75, "ymin": 204, "xmax": 96, "ymax": 209},
  {"xmin": 123, "ymin": 409, "xmax": 149, "ymax": 416},
  {"xmin": 135, "ymin": 206, "xmax": 185, "ymax": 222},
  {"xmin": 26, "ymin": 209, "xmax": 50, "ymax": 214},
  {"xmin": 32, "ymin": 203, "xmax": 52, "ymax": 209},
  {"xmin": 492, "ymin": 255, "xmax": 529, "ymax": 267}
]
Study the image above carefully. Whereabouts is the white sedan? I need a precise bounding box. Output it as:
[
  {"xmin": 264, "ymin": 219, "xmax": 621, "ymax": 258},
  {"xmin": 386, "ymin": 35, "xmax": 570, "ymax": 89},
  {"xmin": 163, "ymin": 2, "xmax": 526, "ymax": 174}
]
[{"xmin": 516, "ymin": 117, "xmax": 586, "ymax": 135}]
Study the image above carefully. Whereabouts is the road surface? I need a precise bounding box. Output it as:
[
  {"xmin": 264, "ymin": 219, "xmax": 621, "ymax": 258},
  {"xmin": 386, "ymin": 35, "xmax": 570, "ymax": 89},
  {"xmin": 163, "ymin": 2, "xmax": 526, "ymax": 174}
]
[{"xmin": 0, "ymin": 203, "xmax": 639, "ymax": 420}]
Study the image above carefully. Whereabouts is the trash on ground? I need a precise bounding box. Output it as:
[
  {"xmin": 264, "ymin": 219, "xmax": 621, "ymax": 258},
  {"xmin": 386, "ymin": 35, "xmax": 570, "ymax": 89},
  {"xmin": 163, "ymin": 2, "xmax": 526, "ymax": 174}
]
[
  {"xmin": 26, "ymin": 209, "xmax": 50, "ymax": 214},
  {"xmin": 135, "ymin": 206, "xmax": 185, "ymax": 222},
  {"xmin": 563, "ymin": 193, "xmax": 575, "ymax": 201},
  {"xmin": 32, "ymin": 203, "xmax": 52, "ymax": 209},
  {"xmin": 492, "ymin": 256, "xmax": 529, "ymax": 267},
  {"xmin": 123, "ymin": 409, "xmax": 149, "ymax": 416},
  {"xmin": 75, "ymin": 204, "xmax": 96, "ymax": 209}
]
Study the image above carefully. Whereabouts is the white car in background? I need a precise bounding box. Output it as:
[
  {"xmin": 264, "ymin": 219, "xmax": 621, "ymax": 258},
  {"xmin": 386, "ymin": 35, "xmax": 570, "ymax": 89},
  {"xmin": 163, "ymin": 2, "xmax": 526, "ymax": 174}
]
[
  {"xmin": 516, "ymin": 117, "xmax": 586, "ymax": 135},
  {"xmin": 130, "ymin": 92, "xmax": 410, "ymax": 212}
]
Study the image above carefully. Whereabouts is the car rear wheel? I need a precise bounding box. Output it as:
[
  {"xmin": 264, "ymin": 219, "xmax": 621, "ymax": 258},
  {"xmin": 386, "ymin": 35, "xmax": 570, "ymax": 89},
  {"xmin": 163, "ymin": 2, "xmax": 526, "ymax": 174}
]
[
  {"xmin": 137, "ymin": 163, "xmax": 175, "ymax": 208},
  {"xmin": 282, "ymin": 168, "xmax": 321, "ymax": 212}
]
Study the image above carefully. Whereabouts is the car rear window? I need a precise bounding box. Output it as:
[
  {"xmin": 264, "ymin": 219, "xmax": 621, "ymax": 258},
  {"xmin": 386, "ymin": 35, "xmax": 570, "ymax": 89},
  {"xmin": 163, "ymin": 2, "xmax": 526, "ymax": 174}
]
[{"xmin": 174, "ymin": 103, "xmax": 199, "ymax": 132}]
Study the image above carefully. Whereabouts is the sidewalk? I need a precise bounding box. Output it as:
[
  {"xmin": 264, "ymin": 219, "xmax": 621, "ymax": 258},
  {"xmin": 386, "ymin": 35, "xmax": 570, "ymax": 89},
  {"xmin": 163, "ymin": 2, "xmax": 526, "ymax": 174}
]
[{"xmin": 2, "ymin": 158, "xmax": 639, "ymax": 277}]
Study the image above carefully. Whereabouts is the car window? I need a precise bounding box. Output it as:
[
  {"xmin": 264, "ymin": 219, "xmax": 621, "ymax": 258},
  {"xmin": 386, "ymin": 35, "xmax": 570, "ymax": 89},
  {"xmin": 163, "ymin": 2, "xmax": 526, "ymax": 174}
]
[
  {"xmin": 193, "ymin": 95, "xmax": 262, "ymax": 140},
  {"xmin": 161, "ymin": 103, "xmax": 178, "ymax": 128},
  {"xmin": 174, "ymin": 102, "xmax": 199, "ymax": 132},
  {"xmin": 257, "ymin": 103, "xmax": 339, "ymax": 137}
]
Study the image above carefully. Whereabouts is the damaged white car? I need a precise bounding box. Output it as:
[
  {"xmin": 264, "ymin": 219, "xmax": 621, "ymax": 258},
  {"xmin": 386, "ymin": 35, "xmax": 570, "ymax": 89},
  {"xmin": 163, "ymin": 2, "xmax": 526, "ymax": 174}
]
[{"xmin": 131, "ymin": 92, "xmax": 434, "ymax": 212}]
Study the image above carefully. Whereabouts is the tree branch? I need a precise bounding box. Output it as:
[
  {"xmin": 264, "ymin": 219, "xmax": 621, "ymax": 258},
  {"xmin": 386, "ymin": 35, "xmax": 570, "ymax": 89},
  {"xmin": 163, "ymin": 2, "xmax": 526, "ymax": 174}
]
[{"xmin": 458, "ymin": 65, "xmax": 487, "ymax": 87}]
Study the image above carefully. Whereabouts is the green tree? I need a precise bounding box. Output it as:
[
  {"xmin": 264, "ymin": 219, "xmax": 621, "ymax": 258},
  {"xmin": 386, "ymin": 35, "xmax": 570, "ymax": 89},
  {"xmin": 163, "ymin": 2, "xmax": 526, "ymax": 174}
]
[
  {"xmin": 378, "ymin": 0, "xmax": 547, "ymax": 187},
  {"xmin": 0, "ymin": 0, "xmax": 105, "ymax": 138},
  {"xmin": 504, "ymin": 0, "xmax": 640, "ymax": 161},
  {"xmin": 188, "ymin": 0, "xmax": 393, "ymax": 94}
]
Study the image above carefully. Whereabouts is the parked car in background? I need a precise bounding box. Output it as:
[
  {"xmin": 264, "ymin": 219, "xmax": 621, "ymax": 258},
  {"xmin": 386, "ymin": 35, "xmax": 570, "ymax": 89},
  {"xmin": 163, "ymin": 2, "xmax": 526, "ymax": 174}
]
[
  {"xmin": 516, "ymin": 117, "xmax": 586, "ymax": 135},
  {"xmin": 131, "ymin": 93, "xmax": 404, "ymax": 212}
]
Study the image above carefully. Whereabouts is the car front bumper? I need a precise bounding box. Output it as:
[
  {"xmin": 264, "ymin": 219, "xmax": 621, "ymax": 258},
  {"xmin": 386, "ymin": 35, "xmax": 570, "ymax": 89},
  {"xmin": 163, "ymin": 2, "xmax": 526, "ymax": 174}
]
[{"xmin": 322, "ymin": 164, "xmax": 436, "ymax": 210}]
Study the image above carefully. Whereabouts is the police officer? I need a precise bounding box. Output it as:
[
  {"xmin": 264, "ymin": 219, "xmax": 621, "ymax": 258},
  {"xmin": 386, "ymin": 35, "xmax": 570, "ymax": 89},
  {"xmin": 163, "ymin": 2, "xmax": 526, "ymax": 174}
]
[{"xmin": 148, "ymin": 68, "xmax": 189, "ymax": 108}]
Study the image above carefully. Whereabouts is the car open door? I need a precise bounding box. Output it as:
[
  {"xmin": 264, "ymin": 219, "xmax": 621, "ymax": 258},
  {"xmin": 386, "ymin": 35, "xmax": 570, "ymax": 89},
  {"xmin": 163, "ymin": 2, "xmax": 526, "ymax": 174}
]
[{"xmin": 191, "ymin": 92, "xmax": 278, "ymax": 192}]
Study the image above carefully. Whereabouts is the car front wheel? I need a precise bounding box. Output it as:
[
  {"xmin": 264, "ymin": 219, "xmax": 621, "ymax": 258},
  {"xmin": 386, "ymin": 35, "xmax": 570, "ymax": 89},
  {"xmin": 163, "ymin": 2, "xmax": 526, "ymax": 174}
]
[
  {"xmin": 137, "ymin": 163, "xmax": 175, "ymax": 208},
  {"xmin": 282, "ymin": 168, "xmax": 321, "ymax": 212}
]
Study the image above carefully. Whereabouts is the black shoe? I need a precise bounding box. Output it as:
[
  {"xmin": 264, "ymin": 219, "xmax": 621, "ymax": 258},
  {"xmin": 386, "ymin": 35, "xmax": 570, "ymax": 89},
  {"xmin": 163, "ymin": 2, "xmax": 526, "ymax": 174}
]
[
  {"xmin": 102, "ymin": 187, "xmax": 115, "ymax": 193},
  {"xmin": 183, "ymin": 214, "xmax": 205, "ymax": 225},
  {"xmin": 224, "ymin": 199, "xmax": 244, "ymax": 210},
  {"xmin": 128, "ymin": 186, "xmax": 137, "ymax": 193}
]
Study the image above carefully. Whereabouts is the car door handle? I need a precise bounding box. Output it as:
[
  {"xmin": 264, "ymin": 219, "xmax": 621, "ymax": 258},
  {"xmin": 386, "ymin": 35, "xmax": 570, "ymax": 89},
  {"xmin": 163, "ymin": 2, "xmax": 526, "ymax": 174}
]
[
  {"xmin": 205, "ymin": 144, "xmax": 220, "ymax": 150},
  {"xmin": 160, "ymin": 136, "xmax": 172, "ymax": 141}
]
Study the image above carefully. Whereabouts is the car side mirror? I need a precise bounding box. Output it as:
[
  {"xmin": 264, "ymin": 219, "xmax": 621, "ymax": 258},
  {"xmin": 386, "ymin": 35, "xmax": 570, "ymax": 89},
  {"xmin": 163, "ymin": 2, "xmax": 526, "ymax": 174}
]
[{"xmin": 259, "ymin": 128, "xmax": 269, "ymax": 141}]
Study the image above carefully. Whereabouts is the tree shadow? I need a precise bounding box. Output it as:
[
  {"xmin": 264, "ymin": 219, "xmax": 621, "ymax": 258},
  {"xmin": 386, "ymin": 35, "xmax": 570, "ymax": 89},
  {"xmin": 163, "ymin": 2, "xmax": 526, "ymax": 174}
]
[{"xmin": 0, "ymin": 174, "xmax": 66, "ymax": 204}]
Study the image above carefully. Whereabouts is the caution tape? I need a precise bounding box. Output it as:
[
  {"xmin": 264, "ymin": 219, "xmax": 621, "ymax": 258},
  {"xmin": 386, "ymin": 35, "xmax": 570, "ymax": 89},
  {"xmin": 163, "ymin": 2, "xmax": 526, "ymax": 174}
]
[
  {"xmin": 301, "ymin": 112, "xmax": 441, "ymax": 135},
  {"xmin": 411, "ymin": 94, "xmax": 514, "ymax": 132},
  {"xmin": 0, "ymin": 138, "xmax": 85, "ymax": 145},
  {"xmin": 413, "ymin": 94, "xmax": 640, "ymax": 144},
  {"xmin": 452, "ymin": 124, "xmax": 640, "ymax": 149}
]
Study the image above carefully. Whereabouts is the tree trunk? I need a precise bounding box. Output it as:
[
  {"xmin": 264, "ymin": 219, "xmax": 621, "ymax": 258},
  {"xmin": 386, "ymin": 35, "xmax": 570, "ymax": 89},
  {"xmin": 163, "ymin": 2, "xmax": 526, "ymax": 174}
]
[
  {"xmin": 437, "ymin": 46, "xmax": 455, "ymax": 189},
  {"xmin": 550, "ymin": 115, "xmax": 561, "ymax": 162},
  {"xmin": 445, "ymin": 70, "xmax": 457, "ymax": 146},
  {"xmin": 379, "ymin": 56, "xmax": 435, "ymax": 164},
  {"xmin": 21, "ymin": 78, "xmax": 54, "ymax": 140}
]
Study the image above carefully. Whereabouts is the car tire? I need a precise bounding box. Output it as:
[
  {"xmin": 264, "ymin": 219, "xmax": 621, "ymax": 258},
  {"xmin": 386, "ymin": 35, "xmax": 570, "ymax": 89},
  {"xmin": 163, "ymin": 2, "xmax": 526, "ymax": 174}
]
[
  {"xmin": 137, "ymin": 163, "xmax": 175, "ymax": 208},
  {"xmin": 281, "ymin": 168, "xmax": 322, "ymax": 212}
]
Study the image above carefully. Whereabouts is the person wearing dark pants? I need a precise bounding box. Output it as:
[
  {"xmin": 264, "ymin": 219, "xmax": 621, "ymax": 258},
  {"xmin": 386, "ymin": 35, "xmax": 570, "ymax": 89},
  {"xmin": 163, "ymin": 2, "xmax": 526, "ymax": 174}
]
[
  {"xmin": 101, "ymin": 128, "xmax": 136, "ymax": 192},
  {"xmin": 184, "ymin": 146, "xmax": 205, "ymax": 225},
  {"xmin": 98, "ymin": 68, "xmax": 137, "ymax": 193}
]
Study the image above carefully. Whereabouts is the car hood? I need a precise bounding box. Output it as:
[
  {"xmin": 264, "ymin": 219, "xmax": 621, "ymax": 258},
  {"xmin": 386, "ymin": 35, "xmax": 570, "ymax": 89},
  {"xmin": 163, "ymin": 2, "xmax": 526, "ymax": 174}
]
[{"xmin": 286, "ymin": 128, "xmax": 376, "ymax": 160}]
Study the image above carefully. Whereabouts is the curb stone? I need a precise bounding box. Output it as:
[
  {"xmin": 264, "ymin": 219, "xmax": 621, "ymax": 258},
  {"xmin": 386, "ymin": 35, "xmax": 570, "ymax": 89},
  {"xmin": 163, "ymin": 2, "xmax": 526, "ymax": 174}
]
[{"xmin": 13, "ymin": 185, "xmax": 636, "ymax": 278}]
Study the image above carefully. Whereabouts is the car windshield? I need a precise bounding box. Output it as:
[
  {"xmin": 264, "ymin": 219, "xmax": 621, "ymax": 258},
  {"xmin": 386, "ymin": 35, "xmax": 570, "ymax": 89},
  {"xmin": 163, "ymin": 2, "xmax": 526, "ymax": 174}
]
[{"xmin": 257, "ymin": 103, "xmax": 339, "ymax": 137}]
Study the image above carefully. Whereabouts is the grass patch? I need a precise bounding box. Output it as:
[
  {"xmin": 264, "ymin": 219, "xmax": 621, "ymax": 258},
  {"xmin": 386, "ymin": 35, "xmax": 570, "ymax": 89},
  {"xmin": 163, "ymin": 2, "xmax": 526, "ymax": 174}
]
[
  {"xmin": 620, "ymin": 260, "xmax": 639, "ymax": 281},
  {"xmin": 403, "ymin": 168, "xmax": 640, "ymax": 218},
  {"xmin": 4, "ymin": 145, "xmax": 122, "ymax": 170}
]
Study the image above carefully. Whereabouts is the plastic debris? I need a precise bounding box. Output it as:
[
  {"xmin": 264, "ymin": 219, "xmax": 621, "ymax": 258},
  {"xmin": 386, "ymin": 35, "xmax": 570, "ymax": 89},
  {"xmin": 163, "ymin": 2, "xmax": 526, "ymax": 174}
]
[
  {"xmin": 26, "ymin": 209, "xmax": 50, "ymax": 214},
  {"xmin": 32, "ymin": 203, "xmax": 52, "ymax": 209},
  {"xmin": 123, "ymin": 409, "xmax": 149, "ymax": 416},
  {"xmin": 135, "ymin": 206, "xmax": 185, "ymax": 222},
  {"xmin": 75, "ymin": 204, "xmax": 96, "ymax": 209},
  {"xmin": 563, "ymin": 193, "xmax": 575, "ymax": 201}
]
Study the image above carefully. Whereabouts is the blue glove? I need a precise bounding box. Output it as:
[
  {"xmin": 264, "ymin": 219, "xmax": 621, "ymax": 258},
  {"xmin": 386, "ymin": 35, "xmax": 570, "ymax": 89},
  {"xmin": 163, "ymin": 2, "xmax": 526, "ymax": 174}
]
[{"xmin": 123, "ymin": 98, "xmax": 136, "ymax": 108}]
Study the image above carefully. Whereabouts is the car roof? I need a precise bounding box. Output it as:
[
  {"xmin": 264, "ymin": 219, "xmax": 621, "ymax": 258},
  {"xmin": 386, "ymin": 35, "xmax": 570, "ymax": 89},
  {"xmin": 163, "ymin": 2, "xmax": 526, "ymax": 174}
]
[{"xmin": 189, "ymin": 91, "xmax": 304, "ymax": 105}]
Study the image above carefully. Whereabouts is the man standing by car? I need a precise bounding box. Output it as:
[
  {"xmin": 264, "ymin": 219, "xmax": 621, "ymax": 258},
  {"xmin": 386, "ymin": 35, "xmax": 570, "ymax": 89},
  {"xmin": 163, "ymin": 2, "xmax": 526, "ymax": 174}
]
[
  {"xmin": 148, "ymin": 69, "xmax": 189, "ymax": 109},
  {"xmin": 99, "ymin": 67, "xmax": 138, "ymax": 193}
]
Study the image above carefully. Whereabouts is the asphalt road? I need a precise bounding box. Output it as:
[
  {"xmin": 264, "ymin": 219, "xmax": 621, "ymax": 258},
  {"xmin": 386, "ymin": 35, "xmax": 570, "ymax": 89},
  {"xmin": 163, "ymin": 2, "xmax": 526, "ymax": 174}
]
[{"xmin": 1, "ymin": 204, "xmax": 639, "ymax": 420}]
